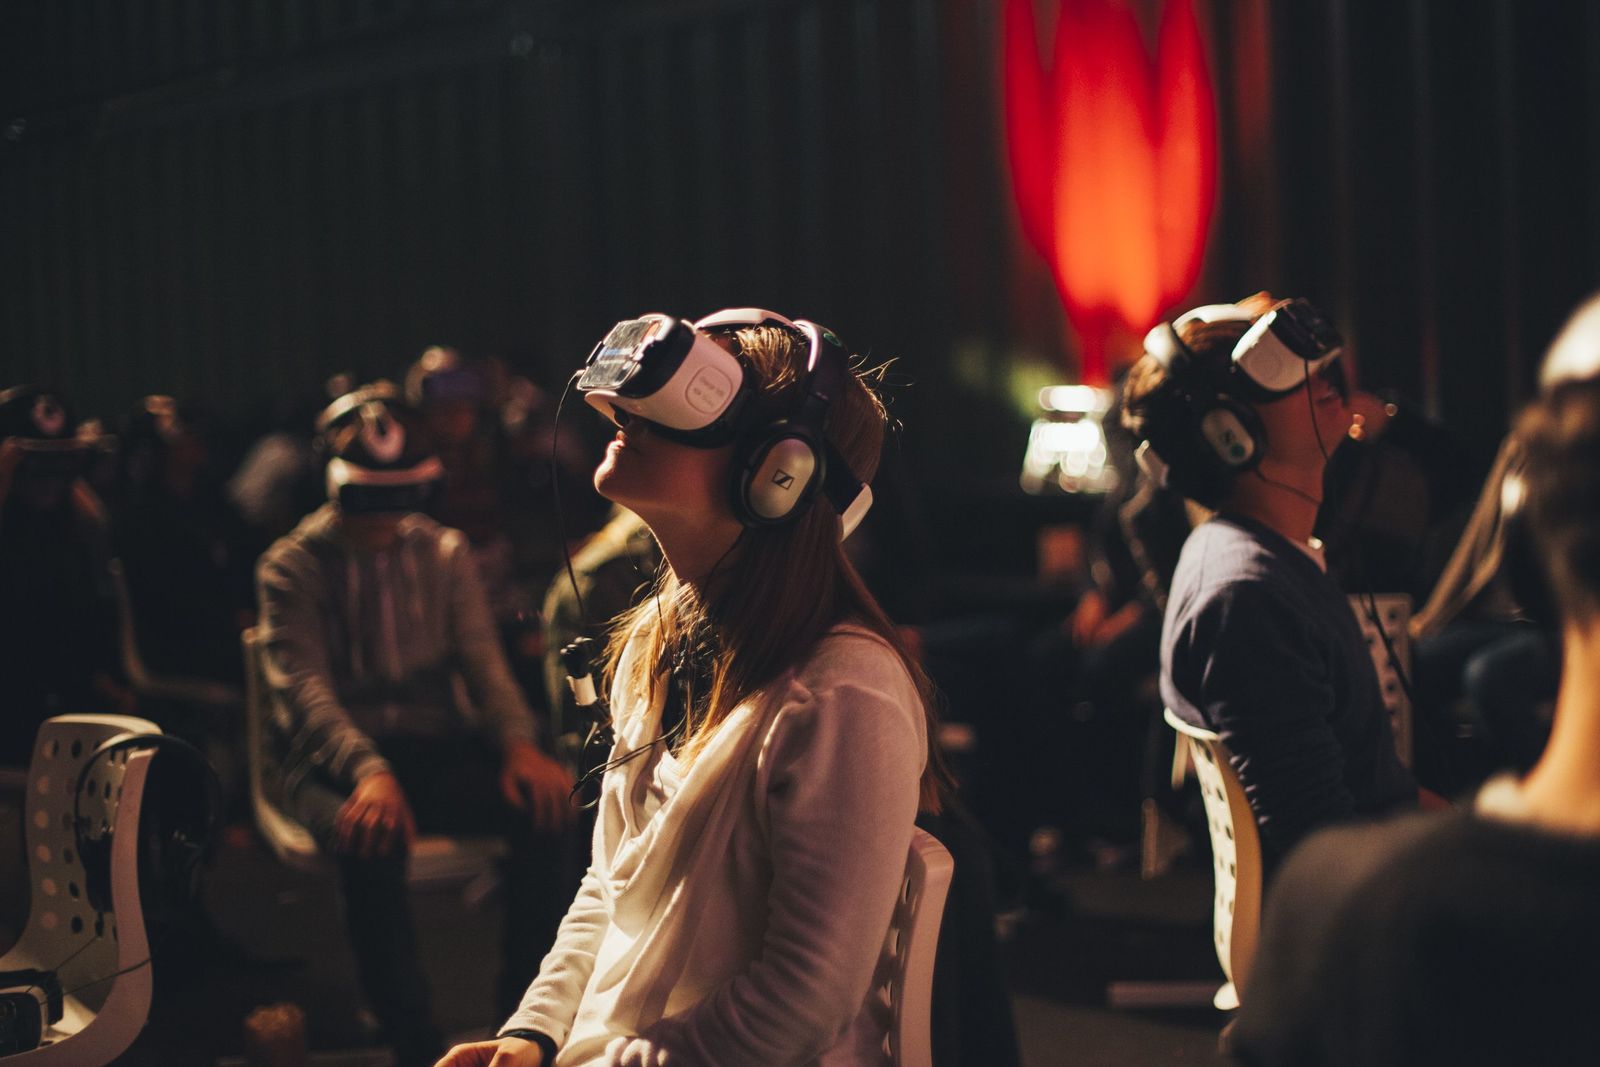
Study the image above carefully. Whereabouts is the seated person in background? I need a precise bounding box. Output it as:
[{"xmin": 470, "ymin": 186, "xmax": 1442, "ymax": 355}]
[
  {"xmin": 113, "ymin": 394, "xmax": 257, "ymax": 686},
  {"xmin": 540, "ymin": 503, "xmax": 658, "ymax": 755},
  {"xmin": 440, "ymin": 308, "xmax": 949, "ymax": 1067},
  {"xmin": 1232, "ymin": 297, "xmax": 1600, "ymax": 1067},
  {"xmin": 256, "ymin": 385, "xmax": 574, "ymax": 1067},
  {"xmin": 1120, "ymin": 295, "xmax": 1416, "ymax": 869},
  {"xmin": 1408, "ymin": 427, "xmax": 1560, "ymax": 780},
  {"xmin": 0, "ymin": 384, "xmax": 129, "ymax": 767}
]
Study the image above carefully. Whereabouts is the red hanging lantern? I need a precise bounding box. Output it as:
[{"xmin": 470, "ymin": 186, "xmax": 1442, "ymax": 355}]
[{"xmin": 1003, "ymin": 0, "xmax": 1218, "ymax": 385}]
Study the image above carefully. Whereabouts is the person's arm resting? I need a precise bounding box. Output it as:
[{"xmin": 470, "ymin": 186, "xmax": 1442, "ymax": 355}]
[{"xmin": 500, "ymin": 865, "xmax": 612, "ymax": 1049}]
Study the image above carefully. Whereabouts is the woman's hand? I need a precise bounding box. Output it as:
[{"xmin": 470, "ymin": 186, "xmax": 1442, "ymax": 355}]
[
  {"xmin": 434, "ymin": 1036, "xmax": 542, "ymax": 1067},
  {"xmin": 501, "ymin": 739, "xmax": 577, "ymax": 834},
  {"xmin": 335, "ymin": 770, "xmax": 416, "ymax": 858}
]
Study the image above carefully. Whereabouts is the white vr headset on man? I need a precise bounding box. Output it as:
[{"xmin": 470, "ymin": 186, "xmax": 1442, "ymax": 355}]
[{"xmin": 1143, "ymin": 298, "xmax": 1345, "ymax": 400}]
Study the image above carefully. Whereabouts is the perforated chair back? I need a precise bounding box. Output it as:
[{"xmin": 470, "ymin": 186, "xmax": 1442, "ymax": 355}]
[
  {"xmin": 241, "ymin": 627, "xmax": 507, "ymax": 890},
  {"xmin": 241, "ymin": 626, "xmax": 321, "ymax": 872},
  {"xmin": 872, "ymin": 827, "xmax": 954, "ymax": 1067},
  {"xmin": 1351, "ymin": 594, "xmax": 1414, "ymax": 768},
  {"xmin": 0, "ymin": 714, "xmax": 161, "ymax": 1064},
  {"xmin": 1164, "ymin": 709, "xmax": 1261, "ymax": 1012}
]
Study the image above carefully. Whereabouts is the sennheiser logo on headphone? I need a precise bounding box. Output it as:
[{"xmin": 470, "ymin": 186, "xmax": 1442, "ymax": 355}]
[{"xmin": 771, "ymin": 469, "xmax": 796, "ymax": 490}]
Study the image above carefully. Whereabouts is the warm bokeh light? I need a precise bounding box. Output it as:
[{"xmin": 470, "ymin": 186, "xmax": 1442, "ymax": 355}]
[{"xmin": 1003, "ymin": 0, "xmax": 1218, "ymax": 385}]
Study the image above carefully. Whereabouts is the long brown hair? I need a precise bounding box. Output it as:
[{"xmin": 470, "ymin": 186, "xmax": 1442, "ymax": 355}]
[{"xmin": 604, "ymin": 324, "xmax": 951, "ymax": 812}]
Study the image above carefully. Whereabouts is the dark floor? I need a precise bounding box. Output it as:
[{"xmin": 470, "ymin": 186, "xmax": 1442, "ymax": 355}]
[{"xmin": 3, "ymin": 813, "xmax": 1233, "ymax": 1066}]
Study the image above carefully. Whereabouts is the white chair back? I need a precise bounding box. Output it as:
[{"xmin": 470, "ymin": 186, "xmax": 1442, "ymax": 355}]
[
  {"xmin": 874, "ymin": 827, "xmax": 954, "ymax": 1067},
  {"xmin": 1, "ymin": 714, "xmax": 161, "ymax": 1064},
  {"xmin": 1164, "ymin": 709, "xmax": 1261, "ymax": 1011},
  {"xmin": 1350, "ymin": 594, "xmax": 1414, "ymax": 768},
  {"xmin": 241, "ymin": 626, "xmax": 321, "ymax": 871}
]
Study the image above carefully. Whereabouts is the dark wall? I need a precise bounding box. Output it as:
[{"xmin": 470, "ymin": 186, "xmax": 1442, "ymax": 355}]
[
  {"xmin": 0, "ymin": 0, "xmax": 1026, "ymax": 489},
  {"xmin": 1238, "ymin": 0, "xmax": 1600, "ymax": 443},
  {"xmin": 5, "ymin": 0, "xmax": 1600, "ymax": 523}
]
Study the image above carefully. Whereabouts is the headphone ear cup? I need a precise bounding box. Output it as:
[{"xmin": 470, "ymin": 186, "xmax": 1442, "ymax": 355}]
[
  {"xmin": 1199, "ymin": 398, "xmax": 1266, "ymax": 471},
  {"xmin": 733, "ymin": 428, "xmax": 821, "ymax": 526}
]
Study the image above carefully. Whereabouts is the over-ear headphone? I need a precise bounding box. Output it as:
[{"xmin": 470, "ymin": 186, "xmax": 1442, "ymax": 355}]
[
  {"xmin": 73, "ymin": 732, "xmax": 222, "ymax": 916},
  {"xmin": 730, "ymin": 321, "xmax": 847, "ymax": 527},
  {"xmin": 692, "ymin": 310, "xmax": 872, "ymax": 533},
  {"xmin": 1140, "ymin": 307, "xmax": 1268, "ymax": 500}
]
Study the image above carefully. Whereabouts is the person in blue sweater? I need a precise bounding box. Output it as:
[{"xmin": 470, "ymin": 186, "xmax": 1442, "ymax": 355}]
[
  {"xmin": 1120, "ymin": 294, "xmax": 1417, "ymax": 868},
  {"xmin": 1231, "ymin": 292, "xmax": 1600, "ymax": 1067}
]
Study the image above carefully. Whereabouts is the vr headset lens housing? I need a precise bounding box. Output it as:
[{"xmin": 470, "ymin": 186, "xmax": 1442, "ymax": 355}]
[
  {"xmin": 577, "ymin": 307, "xmax": 875, "ymax": 537},
  {"xmin": 1146, "ymin": 298, "xmax": 1345, "ymax": 400},
  {"xmin": 1232, "ymin": 298, "xmax": 1344, "ymax": 396},
  {"xmin": 578, "ymin": 314, "xmax": 747, "ymax": 441}
]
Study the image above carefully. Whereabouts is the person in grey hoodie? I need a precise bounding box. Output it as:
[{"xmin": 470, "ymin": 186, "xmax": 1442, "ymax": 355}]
[{"xmin": 257, "ymin": 384, "xmax": 574, "ymax": 1067}]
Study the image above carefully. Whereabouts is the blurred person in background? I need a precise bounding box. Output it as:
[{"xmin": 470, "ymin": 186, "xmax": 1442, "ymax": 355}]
[
  {"xmin": 112, "ymin": 394, "xmax": 257, "ymax": 687},
  {"xmin": 0, "ymin": 384, "xmax": 128, "ymax": 768},
  {"xmin": 256, "ymin": 383, "xmax": 575, "ymax": 1066}
]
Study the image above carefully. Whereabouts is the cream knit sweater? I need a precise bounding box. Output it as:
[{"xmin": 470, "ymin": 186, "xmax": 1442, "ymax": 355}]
[{"xmin": 502, "ymin": 623, "xmax": 927, "ymax": 1066}]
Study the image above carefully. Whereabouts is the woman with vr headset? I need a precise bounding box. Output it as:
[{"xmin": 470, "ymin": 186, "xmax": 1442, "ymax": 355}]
[
  {"xmin": 438, "ymin": 311, "xmax": 947, "ymax": 1067},
  {"xmin": 1121, "ymin": 293, "xmax": 1417, "ymax": 872}
]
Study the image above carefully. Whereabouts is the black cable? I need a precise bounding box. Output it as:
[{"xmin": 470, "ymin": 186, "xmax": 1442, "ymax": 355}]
[
  {"xmin": 551, "ymin": 369, "xmax": 588, "ymax": 626},
  {"xmin": 1252, "ymin": 468, "xmax": 1324, "ymax": 509},
  {"xmin": 57, "ymin": 956, "xmax": 153, "ymax": 1001},
  {"xmin": 26, "ymin": 923, "xmax": 174, "ymax": 1021}
]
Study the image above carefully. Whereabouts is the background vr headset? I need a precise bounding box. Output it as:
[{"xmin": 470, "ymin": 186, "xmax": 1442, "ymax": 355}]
[
  {"xmin": 316, "ymin": 386, "xmax": 445, "ymax": 515},
  {"xmin": 577, "ymin": 308, "xmax": 872, "ymax": 536},
  {"xmin": 1137, "ymin": 297, "xmax": 1345, "ymax": 488}
]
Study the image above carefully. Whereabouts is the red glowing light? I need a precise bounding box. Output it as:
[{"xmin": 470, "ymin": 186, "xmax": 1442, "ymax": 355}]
[{"xmin": 1003, "ymin": 0, "xmax": 1218, "ymax": 385}]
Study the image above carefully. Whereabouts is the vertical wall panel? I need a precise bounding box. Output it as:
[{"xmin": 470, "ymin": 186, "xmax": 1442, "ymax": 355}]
[{"xmin": 6, "ymin": 0, "xmax": 1600, "ymax": 469}]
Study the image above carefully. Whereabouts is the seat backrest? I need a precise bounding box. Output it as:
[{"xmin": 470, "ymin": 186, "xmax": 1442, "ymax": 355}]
[
  {"xmin": 1350, "ymin": 594, "xmax": 1414, "ymax": 768},
  {"xmin": 240, "ymin": 627, "xmax": 321, "ymax": 871},
  {"xmin": 1164, "ymin": 709, "xmax": 1262, "ymax": 1009},
  {"xmin": 875, "ymin": 827, "xmax": 955, "ymax": 1067},
  {"xmin": 1, "ymin": 714, "xmax": 160, "ymax": 1064}
]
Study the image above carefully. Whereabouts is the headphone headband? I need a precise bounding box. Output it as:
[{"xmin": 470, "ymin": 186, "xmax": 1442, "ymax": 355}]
[{"xmin": 693, "ymin": 309, "xmax": 871, "ymax": 535}]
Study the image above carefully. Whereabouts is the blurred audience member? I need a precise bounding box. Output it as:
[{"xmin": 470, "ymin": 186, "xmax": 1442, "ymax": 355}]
[
  {"xmin": 1122, "ymin": 295, "xmax": 1416, "ymax": 871},
  {"xmin": 228, "ymin": 375, "xmax": 349, "ymax": 543},
  {"xmin": 255, "ymin": 385, "xmax": 574, "ymax": 1066},
  {"xmin": 407, "ymin": 348, "xmax": 557, "ymax": 697},
  {"xmin": 1025, "ymin": 373, "xmax": 1193, "ymax": 857},
  {"xmin": 1408, "ymin": 430, "xmax": 1561, "ymax": 781},
  {"xmin": 112, "ymin": 395, "xmax": 256, "ymax": 686},
  {"xmin": 1234, "ymin": 299, "xmax": 1600, "ymax": 1066},
  {"xmin": 1317, "ymin": 389, "xmax": 1484, "ymax": 604},
  {"xmin": 539, "ymin": 505, "xmax": 657, "ymax": 753},
  {"xmin": 0, "ymin": 385, "xmax": 128, "ymax": 767}
]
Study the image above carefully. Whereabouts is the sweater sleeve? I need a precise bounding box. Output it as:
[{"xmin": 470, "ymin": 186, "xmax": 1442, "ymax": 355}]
[
  {"xmin": 634, "ymin": 649, "xmax": 926, "ymax": 1065},
  {"xmin": 1179, "ymin": 577, "xmax": 1356, "ymax": 858},
  {"xmin": 500, "ymin": 864, "xmax": 612, "ymax": 1045},
  {"xmin": 444, "ymin": 530, "xmax": 539, "ymax": 749},
  {"xmin": 256, "ymin": 547, "xmax": 391, "ymax": 787}
]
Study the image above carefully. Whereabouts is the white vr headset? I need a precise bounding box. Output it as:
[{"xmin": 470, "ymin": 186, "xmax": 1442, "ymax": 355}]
[
  {"xmin": 1143, "ymin": 298, "xmax": 1345, "ymax": 401},
  {"xmin": 578, "ymin": 313, "xmax": 751, "ymax": 441},
  {"xmin": 576, "ymin": 308, "xmax": 873, "ymax": 538}
]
